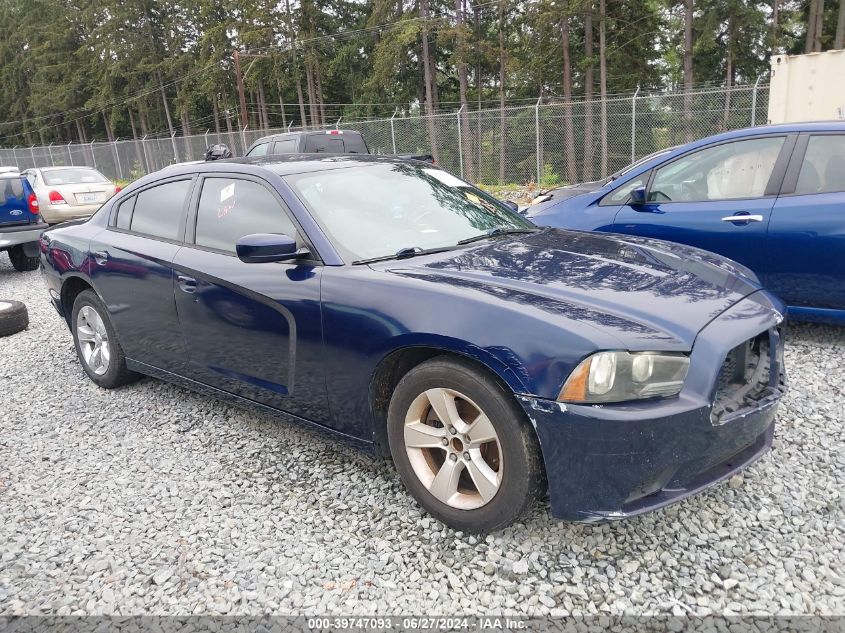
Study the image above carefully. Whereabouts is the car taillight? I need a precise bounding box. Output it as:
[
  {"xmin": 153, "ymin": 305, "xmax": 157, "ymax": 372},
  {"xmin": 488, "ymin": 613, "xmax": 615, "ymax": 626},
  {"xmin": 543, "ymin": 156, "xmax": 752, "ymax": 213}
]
[
  {"xmin": 326, "ymin": 129, "xmax": 342, "ymax": 135},
  {"xmin": 48, "ymin": 190, "xmax": 67, "ymax": 205},
  {"xmin": 27, "ymin": 193, "xmax": 39, "ymax": 214},
  {"xmin": 115, "ymin": 186, "xmax": 122, "ymax": 194}
]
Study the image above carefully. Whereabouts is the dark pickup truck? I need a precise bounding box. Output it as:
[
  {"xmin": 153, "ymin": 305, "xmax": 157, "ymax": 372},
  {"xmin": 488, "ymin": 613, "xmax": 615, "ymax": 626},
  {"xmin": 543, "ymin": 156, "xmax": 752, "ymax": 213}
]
[{"xmin": 244, "ymin": 130, "xmax": 434, "ymax": 163}]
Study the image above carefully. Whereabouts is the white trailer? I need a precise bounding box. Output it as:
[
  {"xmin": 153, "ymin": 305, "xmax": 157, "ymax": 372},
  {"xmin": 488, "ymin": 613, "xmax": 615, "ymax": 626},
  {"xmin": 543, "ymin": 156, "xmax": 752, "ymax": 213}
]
[{"xmin": 768, "ymin": 49, "xmax": 845, "ymax": 124}]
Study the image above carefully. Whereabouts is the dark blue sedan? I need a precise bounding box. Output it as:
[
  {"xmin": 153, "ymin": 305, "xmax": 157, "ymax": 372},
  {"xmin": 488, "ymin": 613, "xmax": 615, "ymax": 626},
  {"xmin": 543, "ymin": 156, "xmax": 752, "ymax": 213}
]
[
  {"xmin": 528, "ymin": 122, "xmax": 845, "ymax": 325},
  {"xmin": 40, "ymin": 156, "xmax": 786, "ymax": 530}
]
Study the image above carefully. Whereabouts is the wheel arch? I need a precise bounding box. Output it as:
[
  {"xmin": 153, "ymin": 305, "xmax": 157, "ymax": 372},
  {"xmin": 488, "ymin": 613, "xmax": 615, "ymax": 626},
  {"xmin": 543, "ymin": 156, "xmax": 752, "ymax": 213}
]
[
  {"xmin": 60, "ymin": 275, "xmax": 96, "ymax": 325},
  {"xmin": 367, "ymin": 343, "xmax": 531, "ymax": 457}
]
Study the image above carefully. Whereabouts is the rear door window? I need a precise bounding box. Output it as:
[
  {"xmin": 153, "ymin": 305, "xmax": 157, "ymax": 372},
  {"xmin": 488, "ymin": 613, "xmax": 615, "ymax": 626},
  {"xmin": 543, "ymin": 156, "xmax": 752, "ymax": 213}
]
[
  {"xmin": 115, "ymin": 196, "xmax": 136, "ymax": 230},
  {"xmin": 795, "ymin": 135, "xmax": 845, "ymax": 194},
  {"xmin": 272, "ymin": 139, "xmax": 298, "ymax": 154},
  {"xmin": 130, "ymin": 180, "xmax": 191, "ymax": 240},
  {"xmin": 193, "ymin": 177, "xmax": 300, "ymax": 253}
]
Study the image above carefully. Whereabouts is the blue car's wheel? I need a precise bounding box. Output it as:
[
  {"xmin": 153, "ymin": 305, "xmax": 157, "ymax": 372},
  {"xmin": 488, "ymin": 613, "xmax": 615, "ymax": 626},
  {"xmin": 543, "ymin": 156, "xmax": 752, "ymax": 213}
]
[
  {"xmin": 387, "ymin": 356, "xmax": 542, "ymax": 532},
  {"xmin": 8, "ymin": 245, "xmax": 39, "ymax": 272}
]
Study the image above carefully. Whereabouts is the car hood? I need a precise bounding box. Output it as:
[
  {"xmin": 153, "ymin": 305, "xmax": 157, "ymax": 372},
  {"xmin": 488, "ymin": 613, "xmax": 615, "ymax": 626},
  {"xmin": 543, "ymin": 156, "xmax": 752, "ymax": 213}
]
[
  {"xmin": 374, "ymin": 229, "xmax": 761, "ymax": 351},
  {"xmin": 526, "ymin": 181, "xmax": 605, "ymax": 216}
]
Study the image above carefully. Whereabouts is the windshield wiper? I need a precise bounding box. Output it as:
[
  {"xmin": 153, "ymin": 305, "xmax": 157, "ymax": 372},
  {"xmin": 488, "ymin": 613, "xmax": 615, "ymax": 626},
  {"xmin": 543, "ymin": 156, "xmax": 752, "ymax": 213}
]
[
  {"xmin": 352, "ymin": 245, "xmax": 455, "ymax": 265},
  {"xmin": 457, "ymin": 227, "xmax": 538, "ymax": 245}
]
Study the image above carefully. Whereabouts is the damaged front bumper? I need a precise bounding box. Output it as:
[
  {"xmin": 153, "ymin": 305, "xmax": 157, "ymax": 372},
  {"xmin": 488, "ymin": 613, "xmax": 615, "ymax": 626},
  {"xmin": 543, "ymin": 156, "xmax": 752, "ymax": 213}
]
[
  {"xmin": 516, "ymin": 392, "xmax": 778, "ymax": 522},
  {"xmin": 517, "ymin": 290, "xmax": 787, "ymax": 523}
]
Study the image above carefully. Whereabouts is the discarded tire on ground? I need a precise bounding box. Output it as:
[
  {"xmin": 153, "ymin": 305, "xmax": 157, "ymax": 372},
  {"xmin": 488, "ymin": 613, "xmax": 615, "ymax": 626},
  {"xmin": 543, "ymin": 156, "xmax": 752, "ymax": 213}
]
[{"xmin": 0, "ymin": 299, "xmax": 29, "ymax": 337}]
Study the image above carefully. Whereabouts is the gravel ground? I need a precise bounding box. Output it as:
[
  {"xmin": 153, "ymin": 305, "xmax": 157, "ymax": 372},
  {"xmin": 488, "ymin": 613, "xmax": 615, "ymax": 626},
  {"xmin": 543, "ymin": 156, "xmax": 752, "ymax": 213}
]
[{"xmin": 0, "ymin": 252, "xmax": 843, "ymax": 617}]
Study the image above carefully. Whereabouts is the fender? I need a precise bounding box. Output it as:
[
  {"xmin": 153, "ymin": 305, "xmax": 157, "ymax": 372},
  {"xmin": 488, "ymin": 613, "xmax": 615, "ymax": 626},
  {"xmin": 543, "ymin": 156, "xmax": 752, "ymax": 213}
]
[{"xmin": 373, "ymin": 333, "xmax": 532, "ymax": 395}]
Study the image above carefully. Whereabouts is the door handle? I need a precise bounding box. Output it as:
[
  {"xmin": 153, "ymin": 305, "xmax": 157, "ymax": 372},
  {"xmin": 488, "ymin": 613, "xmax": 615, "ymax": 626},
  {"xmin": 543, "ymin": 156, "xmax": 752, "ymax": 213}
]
[
  {"xmin": 721, "ymin": 214, "xmax": 764, "ymax": 223},
  {"xmin": 177, "ymin": 275, "xmax": 197, "ymax": 293},
  {"xmin": 93, "ymin": 251, "xmax": 109, "ymax": 266}
]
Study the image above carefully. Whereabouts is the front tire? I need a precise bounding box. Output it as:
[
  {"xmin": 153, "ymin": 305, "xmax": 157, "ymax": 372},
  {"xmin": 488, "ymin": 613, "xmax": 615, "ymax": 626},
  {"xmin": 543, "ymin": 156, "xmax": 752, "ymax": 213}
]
[
  {"xmin": 71, "ymin": 289, "xmax": 139, "ymax": 389},
  {"xmin": 8, "ymin": 245, "xmax": 39, "ymax": 272},
  {"xmin": 387, "ymin": 356, "xmax": 542, "ymax": 532}
]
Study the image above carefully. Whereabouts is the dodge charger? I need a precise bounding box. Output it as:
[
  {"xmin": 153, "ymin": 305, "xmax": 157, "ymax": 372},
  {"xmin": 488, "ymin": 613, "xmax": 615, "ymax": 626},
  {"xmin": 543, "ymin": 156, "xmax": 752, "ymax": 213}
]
[{"xmin": 40, "ymin": 156, "xmax": 787, "ymax": 531}]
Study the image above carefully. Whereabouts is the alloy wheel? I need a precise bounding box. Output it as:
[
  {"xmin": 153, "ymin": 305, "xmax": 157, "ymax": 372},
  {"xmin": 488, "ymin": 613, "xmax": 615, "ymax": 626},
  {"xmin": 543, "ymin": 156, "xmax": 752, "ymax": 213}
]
[
  {"xmin": 403, "ymin": 387, "xmax": 503, "ymax": 510},
  {"xmin": 76, "ymin": 305, "xmax": 111, "ymax": 376}
]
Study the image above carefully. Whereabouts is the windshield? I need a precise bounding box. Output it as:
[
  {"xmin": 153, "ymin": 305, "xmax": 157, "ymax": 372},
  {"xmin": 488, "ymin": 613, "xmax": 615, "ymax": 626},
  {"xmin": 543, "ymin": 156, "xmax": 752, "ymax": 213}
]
[
  {"xmin": 43, "ymin": 168, "xmax": 109, "ymax": 185},
  {"xmin": 605, "ymin": 147, "xmax": 675, "ymax": 183},
  {"xmin": 285, "ymin": 163, "xmax": 534, "ymax": 262}
]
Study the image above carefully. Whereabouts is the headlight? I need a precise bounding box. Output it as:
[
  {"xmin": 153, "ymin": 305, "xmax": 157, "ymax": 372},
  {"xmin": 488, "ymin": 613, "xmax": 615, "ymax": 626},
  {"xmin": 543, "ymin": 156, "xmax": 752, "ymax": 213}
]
[{"xmin": 558, "ymin": 351, "xmax": 690, "ymax": 403}]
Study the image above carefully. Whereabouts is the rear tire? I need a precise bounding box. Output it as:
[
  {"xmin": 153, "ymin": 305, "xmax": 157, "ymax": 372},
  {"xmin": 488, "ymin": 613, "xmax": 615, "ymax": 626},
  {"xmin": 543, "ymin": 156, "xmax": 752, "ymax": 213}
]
[
  {"xmin": 71, "ymin": 290, "xmax": 140, "ymax": 389},
  {"xmin": 8, "ymin": 245, "xmax": 39, "ymax": 272},
  {"xmin": 387, "ymin": 356, "xmax": 542, "ymax": 532},
  {"xmin": 0, "ymin": 300, "xmax": 29, "ymax": 337}
]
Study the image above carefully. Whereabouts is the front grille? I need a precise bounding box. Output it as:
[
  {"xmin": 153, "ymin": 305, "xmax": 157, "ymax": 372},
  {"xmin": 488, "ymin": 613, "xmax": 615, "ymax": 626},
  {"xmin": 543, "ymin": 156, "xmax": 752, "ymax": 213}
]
[{"xmin": 711, "ymin": 328, "xmax": 785, "ymax": 424}]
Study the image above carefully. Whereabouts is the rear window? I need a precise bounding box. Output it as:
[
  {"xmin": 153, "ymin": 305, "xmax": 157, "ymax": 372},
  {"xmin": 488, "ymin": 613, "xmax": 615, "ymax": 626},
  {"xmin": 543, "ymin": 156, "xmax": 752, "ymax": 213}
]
[
  {"xmin": 43, "ymin": 168, "xmax": 109, "ymax": 185},
  {"xmin": 0, "ymin": 176, "xmax": 25, "ymax": 204},
  {"xmin": 342, "ymin": 135, "xmax": 368, "ymax": 154},
  {"xmin": 130, "ymin": 180, "xmax": 191, "ymax": 240},
  {"xmin": 304, "ymin": 135, "xmax": 346, "ymax": 153}
]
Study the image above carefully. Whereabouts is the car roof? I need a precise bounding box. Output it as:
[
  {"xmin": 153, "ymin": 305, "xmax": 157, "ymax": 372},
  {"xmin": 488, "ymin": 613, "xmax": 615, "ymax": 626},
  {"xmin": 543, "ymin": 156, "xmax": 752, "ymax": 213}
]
[
  {"xmin": 36, "ymin": 165, "xmax": 103, "ymax": 171},
  {"xmin": 253, "ymin": 130, "xmax": 362, "ymax": 141},
  {"xmin": 688, "ymin": 121, "xmax": 845, "ymax": 145},
  {"xmin": 157, "ymin": 154, "xmax": 417, "ymax": 178}
]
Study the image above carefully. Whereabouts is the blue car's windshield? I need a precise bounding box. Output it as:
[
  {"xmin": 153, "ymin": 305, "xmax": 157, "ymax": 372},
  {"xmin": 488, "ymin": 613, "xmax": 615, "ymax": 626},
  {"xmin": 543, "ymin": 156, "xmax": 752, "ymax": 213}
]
[
  {"xmin": 285, "ymin": 163, "xmax": 534, "ymax": 262},
  {"xmin": 603, "ymin": 147, "xmax": 675, "ymax": 184}
]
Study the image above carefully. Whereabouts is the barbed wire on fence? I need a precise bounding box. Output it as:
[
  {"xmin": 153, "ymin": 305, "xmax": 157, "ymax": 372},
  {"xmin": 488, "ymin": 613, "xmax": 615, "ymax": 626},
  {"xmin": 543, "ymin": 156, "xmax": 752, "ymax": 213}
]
[{"xmin": 0, "ymin": 83, "xmax": 770, "ymax": 187}]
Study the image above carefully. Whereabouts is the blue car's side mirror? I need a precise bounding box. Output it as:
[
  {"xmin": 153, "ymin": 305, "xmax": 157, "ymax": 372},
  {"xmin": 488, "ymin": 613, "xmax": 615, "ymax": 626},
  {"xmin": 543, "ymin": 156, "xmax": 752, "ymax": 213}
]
[
  {"xmin": 629, "ymin": 186, "xmax": 647, "ymax": 206},
  {"xmin": 503, "ymin": 200, "xmax": 519, "ymax": 212},
  {"xmin": 236, "ymin": 233, "xmax": 307, "ymax": 263}
]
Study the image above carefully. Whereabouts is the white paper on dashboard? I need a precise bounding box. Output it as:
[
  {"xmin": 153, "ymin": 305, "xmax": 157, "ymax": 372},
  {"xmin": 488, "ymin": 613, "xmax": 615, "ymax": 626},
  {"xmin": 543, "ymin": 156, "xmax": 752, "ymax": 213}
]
[{"xmin": 422, "ymin": 168, "xmax": 468, "ymax": 188}]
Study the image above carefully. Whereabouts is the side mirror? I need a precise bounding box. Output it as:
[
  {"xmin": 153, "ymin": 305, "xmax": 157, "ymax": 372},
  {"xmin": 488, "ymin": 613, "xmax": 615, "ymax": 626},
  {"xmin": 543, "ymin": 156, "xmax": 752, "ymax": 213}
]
[
  {"xmin": 629, "ymin": 186, "xmax": 647, "ymax": 206},
  {"xmin": 503, "ymin": 200, "xmax": 519, "ymax": 212},
  {"xmin": 236, "ymin": 233, "xmax": 308, "ymax": 263}
]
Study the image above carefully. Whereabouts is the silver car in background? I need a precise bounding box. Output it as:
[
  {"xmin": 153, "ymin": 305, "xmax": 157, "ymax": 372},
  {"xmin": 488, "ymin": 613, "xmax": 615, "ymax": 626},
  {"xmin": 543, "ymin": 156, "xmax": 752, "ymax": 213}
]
[{"xmin": 23, "ymin": 167, "xmax": 118, "ymax": 224}]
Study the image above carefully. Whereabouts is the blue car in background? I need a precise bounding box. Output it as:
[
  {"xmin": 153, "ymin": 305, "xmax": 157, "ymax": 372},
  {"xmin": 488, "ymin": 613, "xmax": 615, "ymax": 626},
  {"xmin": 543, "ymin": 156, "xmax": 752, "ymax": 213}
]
[
  {"xmin": 528, "ymin": 122, "xmax": 845, "ymax": 324},
  {"xmin": 1, "ymin": 169, "xmax": 48, "ymax": 271},
  {"xmin": 40, "ymin": 156, "xmax": 786, "ymax": 530}
]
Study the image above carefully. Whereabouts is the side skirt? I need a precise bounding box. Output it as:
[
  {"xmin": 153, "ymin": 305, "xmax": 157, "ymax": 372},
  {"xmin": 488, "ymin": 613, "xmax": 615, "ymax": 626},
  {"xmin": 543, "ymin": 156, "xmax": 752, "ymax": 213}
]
[
  {"xmin": 787, "ymin": 305, "xmax": 845, "ymax": 326},
  {"xmin": 125, "ymin": 358, "xmax": 375, "ymax": 453}
]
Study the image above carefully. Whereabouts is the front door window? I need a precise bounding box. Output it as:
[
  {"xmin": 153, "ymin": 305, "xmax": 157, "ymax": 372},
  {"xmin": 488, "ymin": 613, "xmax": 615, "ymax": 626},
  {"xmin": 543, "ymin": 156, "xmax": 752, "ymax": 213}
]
[
  {"xmin": 649, "ymin": 137, "xmax": 785, "ymax": 203},
  {"xmin": 194, "ymin": 177, "xmax": 300, "ymax": 253}
]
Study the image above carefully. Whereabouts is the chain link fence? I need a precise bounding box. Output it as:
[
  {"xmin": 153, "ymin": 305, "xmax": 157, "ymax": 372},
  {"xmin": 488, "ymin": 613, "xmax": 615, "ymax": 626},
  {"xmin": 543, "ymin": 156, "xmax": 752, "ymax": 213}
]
[{"xmin": 0, "ymin": 84, "xmax": 769, "ymax": 186}]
